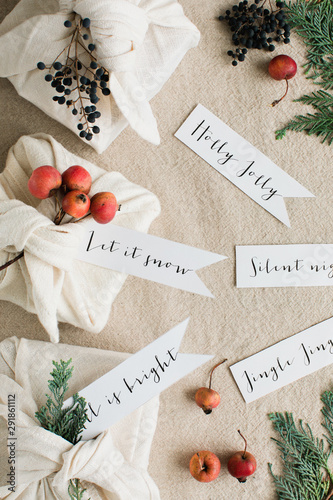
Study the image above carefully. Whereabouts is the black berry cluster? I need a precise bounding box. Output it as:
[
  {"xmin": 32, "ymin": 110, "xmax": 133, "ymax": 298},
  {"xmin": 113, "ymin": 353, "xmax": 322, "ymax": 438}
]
[
  {"xmin": 37, "ymin": 17, "xmax": 111, "ymax": 141},
  {"xmin": 219, "ymin": 0, "xmax": 291, "ymax": 65}
]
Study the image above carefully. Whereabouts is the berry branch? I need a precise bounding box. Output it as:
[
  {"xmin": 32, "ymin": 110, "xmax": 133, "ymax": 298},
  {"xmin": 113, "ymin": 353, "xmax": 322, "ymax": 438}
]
[
  {"xmin": 37, "ymin": 16, "xmax": 111, "ymax": 141},
  {"xmin": 218, "ymin": 0, "xmax": 292, "ymax": 66}
]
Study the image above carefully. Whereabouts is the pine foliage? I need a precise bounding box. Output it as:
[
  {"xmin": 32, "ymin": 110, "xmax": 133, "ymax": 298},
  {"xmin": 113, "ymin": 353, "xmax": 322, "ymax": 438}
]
[
  {"xmin": 276, "ymin": 0, "xmax": 333, "ymax": 144},
  {"xmin": 68, "ymin": 479, "xmax": 89, "ymax": 500},
  {"xmin": 35, "ymin": 359, "xmax": 88, "ymax": 445},
  {"xmin": 35, "ymin": 359, "xmax": 90, "ymax": 499},
  {"xmin": 269, "ymin": 388, "xmax": 333, "ymax": 499}
]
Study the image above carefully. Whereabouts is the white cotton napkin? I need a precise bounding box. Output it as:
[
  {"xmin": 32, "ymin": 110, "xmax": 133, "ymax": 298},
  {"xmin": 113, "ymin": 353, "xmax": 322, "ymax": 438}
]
[
  {"xmin": 0, "ymin": 0, "xmax": 200, "ymax": 153},
  {"xmin": 0, "ymin": 336, "xmax": 160, "ymax": 499},
  {"xmin": 0, "ymin": 133, "xmax": 161, "ymax": 342}
]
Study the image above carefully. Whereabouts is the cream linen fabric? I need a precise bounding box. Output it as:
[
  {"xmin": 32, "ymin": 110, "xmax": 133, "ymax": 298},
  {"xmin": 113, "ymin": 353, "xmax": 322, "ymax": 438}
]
[
  {"xmin": 0, "ymin": 0, "xmax": 200, "ymax": 153},
  {"xmin": 0, "ymin": 336, "xmax": 160, "ymax": 499},
  {"xmin": 0, "ymin": 133, "xmax": 160, "ymax": 343}
]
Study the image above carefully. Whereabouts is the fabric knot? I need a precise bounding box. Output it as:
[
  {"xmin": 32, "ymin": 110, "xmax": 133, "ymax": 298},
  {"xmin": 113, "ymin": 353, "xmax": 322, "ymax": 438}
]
[
  {"xmin": 73, "ymin": 0, "xmax": 149, "ymax": 72},
  {"xmin": 0, "ymin": 199, "xmax": 83, "ymax": 271}
]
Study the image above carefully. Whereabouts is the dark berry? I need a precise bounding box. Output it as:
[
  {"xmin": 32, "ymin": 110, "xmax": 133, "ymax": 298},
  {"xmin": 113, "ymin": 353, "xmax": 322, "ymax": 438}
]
[
  {"xmin": 58, "ymin": 96, "xmax": 66, "ymax": 104},
  {"xmin": 53, "ymin": 62, "xmax": 62, "ymax": 70},
  {"xmin": 227, "ymin": 50, "xmax": 234, "ymax": 56},
  {"xmin": 238, "ymin": 54, "xmax": 245, "ymax": 61},
  {"xmin": 72, "ymin": 109, "xmax": 78, "ymax": 115},
  {"xmin": 284, "ymin": 37, "xmax": 290, "ymax": 43},
  {"xmin": 77, "ymin": 123, "xmax": 84, "ymax": 130},
  {"xmin": 82, "ymin": 18, "xmax": 91, "ymax": 28},
  {"xmin": 88, "ymin": 43, "xmax": 95, "ymax": 51},
  {"xmin": 92, "ymin": 126, "xmax": 100, "ymax": 134},
  {"xmin": 268, "ymin": 44, "xmax": 275, "ymax": 51},
  {"xmin": 83, "ymin": 34, "xmax": 89, "ymax": 40},
  {"xmin": 102, "ymin": 88, "xmax": 111, "ymax": 96},
  {"xmin": 63, "ymin": 77, "xmax": 72, "ymax": 86},
  {"xmin": 37, "ymin": 62, "xmax": 46, "ymax": 70},
  {"xmin": 90, "ymin": 61, "xmax": 98, "ymax": 69},
  {"xmin": 232, "ymin": 60, "xmax": 238, "ymax": 66},
  {"xmin": 64, "ymin": 20, "xmax": 72, "ymax": 28},
  {"xmin": 79, "ymin": 130, "xmax": 87, "ymax": 138},
  {"xmin": 45, "ymin": 74, "xmax": 53, "ymax": 82},
  {"xmin": 86, "ymin": 133, "xmax": 93, "ymax": 141}
]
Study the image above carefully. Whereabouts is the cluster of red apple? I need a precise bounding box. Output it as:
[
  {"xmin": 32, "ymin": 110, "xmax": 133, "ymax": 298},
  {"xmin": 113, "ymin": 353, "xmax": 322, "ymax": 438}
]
[
  {"xmin": 28, "ymin": 165, "xmax": 118, "ymax": 225},
  {"xmin": 189, "ymin": 361, "xmax": 257, "ymax": 484}
]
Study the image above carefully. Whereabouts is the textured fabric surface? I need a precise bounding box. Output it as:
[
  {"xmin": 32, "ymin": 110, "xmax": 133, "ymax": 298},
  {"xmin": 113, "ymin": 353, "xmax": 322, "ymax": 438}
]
[
  {"xmin": 0, "ymin": 0, "xmax": 200, "ymax": 152},
  {"xmin": 1, "ymin": 0, "xmax": 333, "ymax": 499},
  {"xmin": 0, "ymin": 133, "xmax": 160, "ymax": 343},
  {"xmin": 0, "ymin": 337, "xmax": 160, "ymax": 499}
]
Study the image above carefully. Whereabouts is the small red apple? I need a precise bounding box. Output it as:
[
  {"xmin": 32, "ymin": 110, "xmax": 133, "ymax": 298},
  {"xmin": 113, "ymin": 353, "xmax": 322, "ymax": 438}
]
[
  {"xmin": 195, "ymin": 359, "xmax": 227, "ymax": 414},
  {"xmin": 62, "ymin": 165, "xmax": 92, "ymax": 194},
  {"xmin": 90, "ymin": 191, "xmax": 118, "ymax": 224},
  {"xmin": 28, "ymin": 165, "xmax": 62, "ymax": 199},
  {"xmin": 189, "ymin": 451, "xmax": 221, "ymax": 483},
  {"xmin": 227, "ymin": 430, "xmax": 257, "ymax": 483},
  {"xmin": 268, "ymin": 55, "xmax": 297, "ymax": 107},
  {"xmin": 62, "ymin": 190, "xmax": 90, "ymax": 218}
]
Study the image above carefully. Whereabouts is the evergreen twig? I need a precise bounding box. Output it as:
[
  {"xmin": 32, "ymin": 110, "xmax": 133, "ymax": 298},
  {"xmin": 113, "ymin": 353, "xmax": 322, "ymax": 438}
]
[
  {"xmin": 276, "ymin": 0, "xmax": 333, "ymax": 143},
  {"xmin": 268, "ymin": 386, "xmax": 333, "ymax": 500},
  {"xmin": 35, "ymin": 359, "xmax": 90, "ymax": 499}
]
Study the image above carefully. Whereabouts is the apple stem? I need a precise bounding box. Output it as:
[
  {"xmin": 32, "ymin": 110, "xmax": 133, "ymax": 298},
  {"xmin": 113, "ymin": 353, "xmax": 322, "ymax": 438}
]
[
  {"xmin": 0, "ymin": 250, "xmax": 25, "ymax": 271},
  {"xmin": 197, "ymin": 453, "xmax": 206, "ymax": 471},
  {"xmin": 238, "ymin": 430, "xmax": 248, "ymax": 459},
  {"xmin": 208, "ymin": 358, "xmax": 227, "ymax": 390},
  {"xmin": 54, "ymin": 207, "xmax": 66, "ymax": 225},
  {"xmin": 271, "ymin": 77, "xmax": 289, "ymax": 107},
  {"xmin": 71, "ymin": 212, "xmax": 92, "ymax": 223}
]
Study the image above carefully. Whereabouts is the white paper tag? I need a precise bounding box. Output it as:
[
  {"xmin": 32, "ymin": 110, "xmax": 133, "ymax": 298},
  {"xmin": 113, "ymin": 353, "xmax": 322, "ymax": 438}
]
[
  {"xmin": 76, "ymin": 221, "xmax": 227, "ymax": 297},
  {"xmin": 64, "ymin": 318, "xmax": 213, "ymax": 440},
  {"xmin": 230, "ymin": 317, "xmax": 333, "ymax": 403},
  {"xmin": 175, "ymin": 104, "xmax": 314, "ymax": 227},
  {"xmin": 236, "ymin": 244, "xmax": 333, "ymax": 288}
]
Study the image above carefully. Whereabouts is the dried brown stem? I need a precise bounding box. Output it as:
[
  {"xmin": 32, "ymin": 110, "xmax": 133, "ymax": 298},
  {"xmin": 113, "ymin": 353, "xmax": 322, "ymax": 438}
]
[
  {"xmin": 238, "ymin": 430, "xmax": 248, "ymax": 459},
  {"xmin": 271, "ymin": 77, "xmax": 289, "ymax": 107},
  {"xmin": 208, "ymin": 358, "xmax": 227, "ymax": 390},
  {"xmin": 0, "ymin": 251, "xmax": 24, "ymax": 271}
]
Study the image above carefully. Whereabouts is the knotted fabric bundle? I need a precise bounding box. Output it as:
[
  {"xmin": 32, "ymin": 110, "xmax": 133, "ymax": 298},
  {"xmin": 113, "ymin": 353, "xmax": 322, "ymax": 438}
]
[
  {"xmin": 0, "ymin": 133, "xmax": 160, "ymax": 342},
  {"xmin": 0, "ymin": 336, "xmax": 160, "ymax": 499},
  {"xmin": 0, "ymin": 0, "xmax": 200, "ymax": 153}
]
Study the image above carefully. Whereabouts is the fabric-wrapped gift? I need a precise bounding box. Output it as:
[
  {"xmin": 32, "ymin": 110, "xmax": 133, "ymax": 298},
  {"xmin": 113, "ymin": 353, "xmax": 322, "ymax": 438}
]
[
  {"xmin": 0, "ymin": 0, "xmax": 200, "ymax": 153},
  {"xmin": 0, "ymin": 133, "xmax": 160, "ymax": 343},
  {"xmin": 0, "ymin": 336, "xmax": 160, "ymax": 499}
]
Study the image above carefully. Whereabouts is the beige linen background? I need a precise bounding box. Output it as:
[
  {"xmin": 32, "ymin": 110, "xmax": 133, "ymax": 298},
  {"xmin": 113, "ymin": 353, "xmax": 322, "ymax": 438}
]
[{"xmin": 1, "ymin": 0, "xmax": 333, "ymax": 499}]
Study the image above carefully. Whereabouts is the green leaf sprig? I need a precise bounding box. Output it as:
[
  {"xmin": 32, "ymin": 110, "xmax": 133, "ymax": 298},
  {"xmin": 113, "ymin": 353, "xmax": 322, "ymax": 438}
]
[
  {"xmin": 269, "ymin": 387, "xmax": 333, "ymax": 499},
  {"xmin": 276, "ymin": 0, "xmax": 333, "ymax": 144},
  {"xmin": 35, "ymin": 359, "xmax": 90, "ymax": 499}
]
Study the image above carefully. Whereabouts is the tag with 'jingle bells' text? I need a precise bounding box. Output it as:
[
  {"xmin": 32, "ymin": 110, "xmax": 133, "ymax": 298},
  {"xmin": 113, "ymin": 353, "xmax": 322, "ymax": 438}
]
[{"xmin": 230, "ymin": 317, "xmax": 333, "ymax": 403}]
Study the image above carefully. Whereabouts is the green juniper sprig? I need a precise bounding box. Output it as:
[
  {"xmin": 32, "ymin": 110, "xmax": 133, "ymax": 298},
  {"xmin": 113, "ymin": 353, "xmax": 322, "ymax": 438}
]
[
  {"xmin": 276, "ymin": 0, "xmax": 333, "ymax": 144},
  {"xmin": 68, "ymin": 478, "xmax": 89, "ymax": 500},
  {"xmin": 268, "ymin": 387, "xmax": 333, "ymax": 500},
  {"xmin": 35, "ymin": 359, "xmax": 90, "ymax": 499}
]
